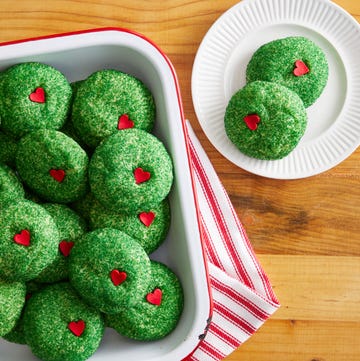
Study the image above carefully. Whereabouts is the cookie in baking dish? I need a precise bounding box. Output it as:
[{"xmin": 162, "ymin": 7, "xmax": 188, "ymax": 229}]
[
  {"xmin": 89, "ymin": 197, "xmax": 171, "ymax": 254},
  {"xmin": 69, "ymin": 228, "xmax": 151, "ymax": 314},
  {"xmin": 0, "ymin": 200, "xmax": 59, "ymax": 282},
  {"xmin": 15, "ymin": 129, "xmax": 89, "ymax": 203},
  {"xmin": 0, "ymin": 62, "xmax": 72, "ymax": 138},
  {"xmin": 89, "ymin": 128, "xmax": 173, "ymax": 214},
  {"xmin": 23, "ymin": 282, "xmax": 104, "ymax": 361},
  {"xmin": 71, "ymin": 69, "xmax": 155, "ymax": 148}
]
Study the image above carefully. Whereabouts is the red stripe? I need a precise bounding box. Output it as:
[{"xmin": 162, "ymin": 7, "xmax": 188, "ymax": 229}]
[
  {"xmin": 209, "ymin": 322, "xmax": 241, "ymax": 349},
  {"xmin": 199, "ymin": 339, "xmax": 226, "ymax": 361},
  {"xmin": 189, "ymin": 141, "xmax": 254, "ymax": 289},
  {"xmin": 214, "ymin": 300, "xmax": 256, "ymax": 335},
  {"xmin": 211, "ymin": 276, "xmax": 270, "ymax": 320}
]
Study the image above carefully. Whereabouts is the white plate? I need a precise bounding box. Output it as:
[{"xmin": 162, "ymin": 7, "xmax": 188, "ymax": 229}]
[
  {"xmin": 0, "ymin": 28, "xmax": 211, "ymax": 361},
  {"xmin": 192, "ymin": 0, "xmax": 360, "ymax": 179}
]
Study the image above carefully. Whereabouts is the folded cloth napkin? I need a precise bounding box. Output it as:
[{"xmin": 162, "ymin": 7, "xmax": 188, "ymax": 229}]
[{"xmin": 185, "ymin": 121, "xmax": 280, "ymax": 361}]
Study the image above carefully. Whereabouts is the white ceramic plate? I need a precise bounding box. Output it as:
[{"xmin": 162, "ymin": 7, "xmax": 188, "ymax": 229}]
[
  {"xmin": 0, "ymin": 28, "xmax": 211, "ymax": 361},
  {"xmin": 192, "ymin": 0, "xmax": 360, "ymax": 179}
]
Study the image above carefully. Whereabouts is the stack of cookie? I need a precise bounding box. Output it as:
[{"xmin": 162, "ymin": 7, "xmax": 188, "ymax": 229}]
[
  {"xmin": 224, "ymin": 36, "xmax": 329, "ymax": 160},
  {"xmin": 0, "ymin": 63, "xmax": 183, "ymax": 361}
]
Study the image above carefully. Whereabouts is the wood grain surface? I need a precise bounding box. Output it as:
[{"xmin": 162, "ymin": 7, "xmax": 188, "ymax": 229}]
[{"xmin": 0, "ymin": 1, "xmax": 359, "ymax": 360}]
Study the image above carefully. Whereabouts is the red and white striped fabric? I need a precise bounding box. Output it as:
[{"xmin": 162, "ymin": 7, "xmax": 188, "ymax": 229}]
[{"xmin": 185, "ymin": 122, "xmax": 280, "ymax": 361}]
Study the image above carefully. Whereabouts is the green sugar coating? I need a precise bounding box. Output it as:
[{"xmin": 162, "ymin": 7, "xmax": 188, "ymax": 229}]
[
  {"xmin": 224, "ymin": 81, "xmax": 307, "ymax": 160},
  {"xmin": 89, "ymin": 128, "xmax": 173, "ymax": 214},
  {"xmin": 69, "ymin": 228, "xmax": 151, "ymax": 314},
  {"xmin": 89, "ymin": 197, "xmax": 171, "ymax": 254},
  {"xmin": 23, "ymin": 282, "xmax": 104, "ymax": 361},
  {"xmin": 71, "ymin": 69, "xmax": 155, "ymax": 148},
  {"xmin": 35, "ymin": 203, "xmax": 87, "ymax": 283},
  {"xmin": 3, "ymin": 281, "xmax": 45, "ymax": 344},
  {"xmin": 60, "ymin": 118, "xmax": 92, "ymax": 156},
  {"xmin": 61, "ymin": 82, "xmax": 91, "ymax": 155},
  {"xmin": 0, "ymin": 163, "xmax": 25, "ymax": 204},
  {"xmin": 0, "ymin": 200, "xmax": 59, "ymax": 282},
  {"xmin": 106, "ymin": 261, "xmax": 183, "ymax": 341},
  {"xmin": 0, "ymin": 280, "xmax": 26, "ymax": 337},
  {"xmin": 70, "ymin": 192, "xmax": 98, "ymax": 223},
  {"xmin": 0, "ymin": 62, "xmax": 72, "ymax": 139},
  {"xmin": 16, "ymin": 129, "xmax": 89, "ymax": 203},
  {"xmin": 0, "ymin": 131, "xmax": 17, "ymax": 167},
  {"xmin": 246, "ymin": 36, "xmax": 328, "ymax": 107}
]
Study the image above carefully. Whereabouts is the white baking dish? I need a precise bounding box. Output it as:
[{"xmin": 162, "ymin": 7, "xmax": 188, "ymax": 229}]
[{"xmin": 0, "ymin": 28, "xmax": 212, "ymax": 361}]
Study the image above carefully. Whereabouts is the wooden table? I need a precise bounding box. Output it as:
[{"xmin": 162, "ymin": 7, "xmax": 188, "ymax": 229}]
[{"xmin": 1, "ymin": 1, "xmax": 359, "ymax": 360}]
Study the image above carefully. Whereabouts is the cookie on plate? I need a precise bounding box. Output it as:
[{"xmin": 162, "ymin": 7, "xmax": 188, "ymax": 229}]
[
  {"xmin": 23, "ymin": 282, "xmax": 104, "ymax": 361},
  {"xmin": 224, "ymin": 81, "xmax": 307, "ymax": 160},
  {"xmin": 0, "ymin": 62, "xmax": 72, "ymax": 138},
  {"xmin": 69, "ymin": 228, "xmax": 151, "ymax": 314},
  {"xmin": 106, "ymin": 261, "xmax": 183, "ymax": 341},
  {"xmin": 16, "ymin": 129, "xmax": 89, "ymax": 203},
  {"xmin": 89, "ymin": 128, "xmax": 173, "ymax": 214},
  {"xmin": 246, "ymin": 36, "xmax": 328, "ymax": 107},
  {"xmin": 71, "ymin": 69, "xmax": 155, "ymax": 148}
]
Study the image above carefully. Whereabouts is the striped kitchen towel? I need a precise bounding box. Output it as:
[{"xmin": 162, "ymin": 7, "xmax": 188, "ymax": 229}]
[{"xmin": 185, "ymin": 121, "xmax": 280, "ymax": 361}]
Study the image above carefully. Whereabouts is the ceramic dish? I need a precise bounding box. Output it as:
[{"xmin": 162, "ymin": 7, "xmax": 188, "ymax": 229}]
[
  {"xmin": 192, "ymin": 0, "xmax": 360, "ymax": 179},
  {"xmin": 0, "ymin": 28, "xmax": 212, "ymax": 361}
]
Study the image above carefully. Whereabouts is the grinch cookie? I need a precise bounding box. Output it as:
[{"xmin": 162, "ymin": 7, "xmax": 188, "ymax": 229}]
[
  {"xmin": 0, "ymin": 280, "xmax": 26, "ymax": 337},
  {"xmin": 106, "ymin": 261, "xmax": 183, "ymax": 341},
  {"xmin": 23, "ymin": 283, "xmax": 104, "ymax": 361},
  {"xmin": 89, "ymin": 197, "xmax": 171, "ymax": 254},
  {"xmin": 69, "ymin": 228, "xmax": 151, "ymax": 314},
  {"xmin": 35, "ymin": 203, "xmax": 87, "ymax": 283},
  {"xmin": 16, "ymin": 129, "xmax": 89, "ymax": 203},
  {"xmin": 0, "ymin": 62, "xmax": 72, "ymax": 138},
  {"xmin": 0, "ymin": 200, "xmax": 59, "ymax": 282},
  {"xmin": 71, "ymin": 69, "xmax": 155, "ymax": 148},
  {"xmin": 89, "ymin": 128, "xmax": 173, "ymax": 213},
  {"xmin": 0, "ymin": 163, "xmax": 24, "ymax": 205},
  {"xmin": 246, "ymin": 36, "xmax": 328, "ymax": 107},
  {"xmin": 224, "ymin": 81, "xmax": 307, "ymax": 160},
  {"xmin": 3, "ymin": 282, "xmax": 45, "ymax": 344}
]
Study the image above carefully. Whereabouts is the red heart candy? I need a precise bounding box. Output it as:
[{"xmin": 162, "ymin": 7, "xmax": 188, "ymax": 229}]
[
  {"xmin": 293, "ymin": 60, "xmax": 309, "ymax": 77},
  {"xmin": 110, "ymin": 269, "xmax": 127, "ymax": 286},
  {"xmin": 117, "ymin": 114, "xmax": 134, "ymax": 130},
  {"xmin": 139, "ymin": 212, "xmax": 155, "ymax": 227},
  {"xmin": 13, "ymin": 229, "xmax": 31, "ymax": 247},
  {"xmin": 146, "ymin": 288, "xmax": 162, "ymax": 306},
  {"xmin": 29, "ymin": 87, "xmax": 46, "ymax": 103},
  {"xmin": 134, "ymin": 167, "xmax": 151, "ymax": 184},
  {"xmin": 243, "ymin": 114, "xmax": 261, "ymax": 131},
  {"xmin": 49, "ymin": 169, "xmax": 66, "ymax": 182},
  {"xmin": 68, "ymin": 320, "xmax": 86, "ymax": 337},
  {"xmin": 59, "ymin": 240, "xmax": 74, "ymax": 257}
]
